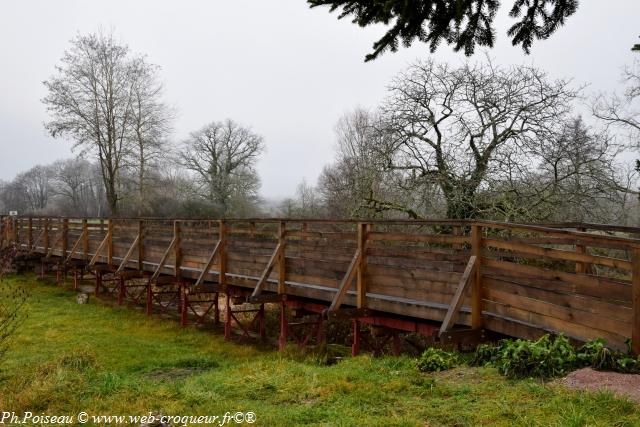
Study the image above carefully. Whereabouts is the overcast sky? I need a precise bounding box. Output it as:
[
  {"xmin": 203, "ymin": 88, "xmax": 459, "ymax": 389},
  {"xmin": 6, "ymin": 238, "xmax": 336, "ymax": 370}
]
[{"xmin": 1, "ymin": 1, "xmax": 639, "ymax": 199}]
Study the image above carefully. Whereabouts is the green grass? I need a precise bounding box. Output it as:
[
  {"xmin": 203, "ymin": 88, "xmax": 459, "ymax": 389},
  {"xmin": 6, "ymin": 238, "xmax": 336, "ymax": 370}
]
[{"xmin": 1, "ymin": 274, "xmax": 639, "ymax": 426}]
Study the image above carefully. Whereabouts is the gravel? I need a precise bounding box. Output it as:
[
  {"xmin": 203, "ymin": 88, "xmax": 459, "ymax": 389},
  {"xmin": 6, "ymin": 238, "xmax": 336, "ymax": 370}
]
[{"xmin": 561, "ymin": 368, "xmax": 640, "ymax": 403}]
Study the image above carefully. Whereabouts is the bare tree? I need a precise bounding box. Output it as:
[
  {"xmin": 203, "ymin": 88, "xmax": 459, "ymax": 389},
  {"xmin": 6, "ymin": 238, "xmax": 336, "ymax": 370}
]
[
  {"xmin": 477, "ymin": 117, "xmax": 633, "ymax": 222},
  {"xmin": 51, "ymin": 159, "xmax": 106, "ymax": 216},
  {"xmin": 23, "ymin": 166, "xmax": 53, "ymax": 212},
  {"xmin": 317, "ymin": 108, "xmax": 444, "ymax": 219},
  {"xmin": 43, "ymin": 30, "xmax": 163, "ymax": 215},
  {"xmin": 593, "ymin": 60, "xmax": 640, "ymax": 149},
  {"xmin": 128, "ymin": 57, "xmax": 173, "ymax": 215},
  {"xmin": 377, "ymin": 59, "xmax": 578, "ymax": 219},
  {"xmin": 180, "ymin": 120, "xmax": 264, "ymax": 217}
]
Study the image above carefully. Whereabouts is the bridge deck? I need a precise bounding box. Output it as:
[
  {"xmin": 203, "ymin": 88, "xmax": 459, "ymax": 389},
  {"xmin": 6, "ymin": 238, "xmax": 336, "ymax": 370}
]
[{"xmin": 2, "ymin": 216, "xmax": 639, "ymax": 353}]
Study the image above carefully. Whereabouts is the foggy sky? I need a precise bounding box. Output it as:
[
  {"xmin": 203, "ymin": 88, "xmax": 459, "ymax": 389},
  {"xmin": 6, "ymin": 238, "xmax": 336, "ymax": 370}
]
[{"xmin": 1, "ymin": 1, "xmax": 639, "ymax": 199}]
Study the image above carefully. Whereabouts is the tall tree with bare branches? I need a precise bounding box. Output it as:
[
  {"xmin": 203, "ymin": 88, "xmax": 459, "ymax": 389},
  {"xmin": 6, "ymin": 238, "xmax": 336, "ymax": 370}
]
[
  {"xmin": 43, "ymin": 30, "xmax": 167, "ymax": 215},
  {"xmin": 180, "ymin": 120, "xmax": 264, "ymax": 217},
  {"xmin": 377, "ymin": 59, "xmax": 578, "ymax": 219}
]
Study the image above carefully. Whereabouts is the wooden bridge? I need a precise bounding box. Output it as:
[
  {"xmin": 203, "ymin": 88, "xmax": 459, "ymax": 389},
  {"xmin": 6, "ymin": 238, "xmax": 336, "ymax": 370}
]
[{"xmin": 2, "ymin": 216, "xmax": 639, "ymax": 355}]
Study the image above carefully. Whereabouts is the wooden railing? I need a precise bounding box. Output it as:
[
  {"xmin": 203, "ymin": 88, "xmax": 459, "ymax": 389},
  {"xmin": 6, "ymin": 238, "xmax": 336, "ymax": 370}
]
[{"xmin": 2, "ymin": 215, "xmax": 640, "ymax": 354}]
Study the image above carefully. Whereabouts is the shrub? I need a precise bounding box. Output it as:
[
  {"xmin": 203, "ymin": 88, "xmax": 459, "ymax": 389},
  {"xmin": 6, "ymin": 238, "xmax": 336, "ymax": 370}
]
[
  {"xmin": 575, "ymin": 338, "xmax": 616, "ymax": 370},
  {"xmin": 495, "ymin": 334, "xmax": 576, "ymax": 379},
  {"xmin": 470, "ymin": 343, "xmax": 500, "ymax": 367},
  {"xmin": 471, "ymin": 334, "xmax": 640, "ymax": 379},
  {"xmin": 416, "ymin": 347, "xmax": 458, "ymax": 372}
]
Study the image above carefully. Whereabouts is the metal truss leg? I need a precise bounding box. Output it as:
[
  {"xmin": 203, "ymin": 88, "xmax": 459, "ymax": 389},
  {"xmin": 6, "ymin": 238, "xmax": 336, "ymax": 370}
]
[
  {"xmin": 352, "ymin": 319, "xmax": 361, "ymax": 356},
  {"xmin": 279, "ymin": 301, "xmax": 288, "ymax": 351}
]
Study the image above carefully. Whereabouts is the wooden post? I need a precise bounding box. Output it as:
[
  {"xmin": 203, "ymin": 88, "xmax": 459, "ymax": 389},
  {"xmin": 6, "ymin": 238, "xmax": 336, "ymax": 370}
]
[
  {"xmin": 43, "ymin": 218, "xmax": 49, "ymax": 253},
  {"xmin": 278, "ymin": 221, "xmax": 286, "ymax": 294},
  {"xmin": 11, "ymin": 217, "xmax": 17, "ymax": 244},
  {"xmin": 174, "ymin": 221, "xmax": 182, "ymax": 281},
  {"xmin": 82, "ymin": 219, "xmax": 89, "ymax": 261},
  {"xmin": 356, "ymin": 222, "xmax": 368, "ymax": 309},
  {"xmin": 27, "ymin": 217, "xmax": 33, "ymax": 249},
  {"xmin": 452, "ymin": 225, "xmax": 462, "ymax": 250},
  {"xmin": 471, "ymin": 224, "xmax": 483, "ymax": 329},
  {"xmin": 219, "ymin": 220, "xmax": 226, "ymax": 287},
  {"xmin": 632, "ymin": 248, "xmax": 640, "ymax": 356},
  {"xmin": 62, "ymin": 218, "xmax": 69, "ymax": 258},
  {"xmin": 575, "ymin": 227, "xmax": 589, "ymax": 274},
  {"xmin": 138, "ymin": 220, "xmax": 145, "ymax": 272},
  {"xmin": 107, "ymin": 219, "xmax": 113, "ymax": 267}
]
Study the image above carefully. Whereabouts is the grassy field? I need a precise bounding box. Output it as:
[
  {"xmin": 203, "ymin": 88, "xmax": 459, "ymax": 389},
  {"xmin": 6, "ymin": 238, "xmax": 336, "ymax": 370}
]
[{"xmin": 1, "ymin": 274, "xmax": 639, "ymax": 426}]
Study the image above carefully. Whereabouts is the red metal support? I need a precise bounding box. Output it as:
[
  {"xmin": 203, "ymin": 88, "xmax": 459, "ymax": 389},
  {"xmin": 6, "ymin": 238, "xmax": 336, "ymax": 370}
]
[
  {"xmin": 181, "ymin": 285, "xmax": 188, "ymax": 326},
  {"xmin": 118, "ymin": 276, "xmax": 125, "ymax": 305},
  {"xmin": 96, "ymin": 271, "xmax": 102, "ymax": 296},
  {"xmin": 146, "ymin": 279, "xmax": 152, "ymax": 316},
  {"xmin": 224, "ymin": 291, "xmax": 232, "ymax": 340},
  {"xmin": 224, "ymin": 287, "xmax": 266, "ymax": 341},
  {"xmin": 352, "ymin": 319, "xmax": 361, "ymax": 356},
  {"xmin": 279, "ymin": 301, "xmax": 288, "ymax": 351}
]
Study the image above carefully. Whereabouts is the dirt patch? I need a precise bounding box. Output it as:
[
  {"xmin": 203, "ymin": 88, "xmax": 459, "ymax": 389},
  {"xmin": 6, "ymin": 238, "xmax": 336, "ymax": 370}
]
[
  {"xmin": 144, "ymin": 367, "xmax": 209, "ymax": 382},
  {"xmin": 561, "ymin": 368, "xmax": 640, "ymax": 403}
]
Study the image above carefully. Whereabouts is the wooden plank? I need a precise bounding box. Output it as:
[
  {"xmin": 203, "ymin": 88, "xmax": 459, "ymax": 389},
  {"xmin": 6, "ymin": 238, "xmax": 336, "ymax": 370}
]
[
  {"xmin": 483, "ymin": 237, "xmax": 632, "ymax": 271},
  {"xmin": 483, "ymin": 300, "xmax": 628, "ymax": 349},
  {"xmin": 483, "ymin": 276, "xmax": 632, "ymax": 321},
  {"xmin": 439, "ymin": 255, "xmax": 476, "ymax": 335},
  {"xmin": 368, "ymin": 231, "xmax": 470, "ymax": 245},
  {"xmin": 482, "ymin": 258, "xmax": 631, "ymax": 301},
  {"xmin": 366, "ymin": 264, "xmax": 462, "ymax": 284},
  {"xmin": 484, "ymin": 286, "xmax": 630, "ymax": 336},
  {"xmin": 328, "ymin": 249, "xmax": 362, "ymax": 311},
  {"xmin": 477, "ymin": 220, "xmax": 640, "ymax": 250}
]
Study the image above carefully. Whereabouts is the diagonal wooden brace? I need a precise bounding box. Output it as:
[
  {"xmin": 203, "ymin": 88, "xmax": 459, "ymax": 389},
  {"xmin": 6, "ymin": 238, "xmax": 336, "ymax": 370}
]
[{"xmin": 439, "ymin": 255, "xmax": 477, "ymax": 336}]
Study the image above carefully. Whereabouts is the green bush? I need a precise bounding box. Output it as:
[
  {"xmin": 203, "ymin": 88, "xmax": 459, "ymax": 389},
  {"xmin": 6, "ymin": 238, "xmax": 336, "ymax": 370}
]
[
  {"xmin": 416, "ymin": 347, "xmax": 458, "ymax": 372},
  {"xmin": 472, "ymin": 334, "xmax": 640, "ymax": 379},
  {"xmin": 470, "ymin": 343, "xmax": 500, "ymax": 367},
  {"xmin": 575, "ymin": 338, "xmax": 616, "ymax": 370}
]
